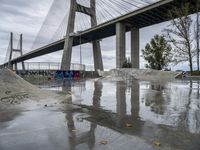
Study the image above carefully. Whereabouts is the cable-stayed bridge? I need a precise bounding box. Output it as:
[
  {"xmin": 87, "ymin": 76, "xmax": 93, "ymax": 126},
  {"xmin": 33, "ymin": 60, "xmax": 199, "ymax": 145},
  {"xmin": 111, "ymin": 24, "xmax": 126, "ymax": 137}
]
[{"xmin": 1, "ymin": 0, "xmax": 198, "ymax": 71}]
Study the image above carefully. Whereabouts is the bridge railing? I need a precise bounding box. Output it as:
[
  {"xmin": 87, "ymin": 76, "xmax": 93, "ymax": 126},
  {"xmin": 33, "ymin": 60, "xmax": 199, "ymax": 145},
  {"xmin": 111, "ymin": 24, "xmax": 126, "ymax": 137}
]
[{"xmin": 16, "ymin": 62, "xmax": 85, "ymax": 71}]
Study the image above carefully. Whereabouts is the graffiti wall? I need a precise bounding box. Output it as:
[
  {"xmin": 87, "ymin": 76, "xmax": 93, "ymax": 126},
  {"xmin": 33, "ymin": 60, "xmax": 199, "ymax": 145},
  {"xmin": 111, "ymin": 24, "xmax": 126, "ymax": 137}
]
[{"xmin": 54, "ymin": 70, "xmax": 80, "ymax": 79}]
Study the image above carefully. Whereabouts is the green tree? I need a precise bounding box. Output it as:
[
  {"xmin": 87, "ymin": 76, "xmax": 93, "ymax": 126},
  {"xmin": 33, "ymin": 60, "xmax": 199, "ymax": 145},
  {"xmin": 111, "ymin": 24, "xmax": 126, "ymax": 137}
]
[
  {"xmin": 142, "ymin": 35, "xmax": 172, "ymax": 70},
  {"xmin": 122, "ymin": 57, "xmax": 132, "ymax": 68}
]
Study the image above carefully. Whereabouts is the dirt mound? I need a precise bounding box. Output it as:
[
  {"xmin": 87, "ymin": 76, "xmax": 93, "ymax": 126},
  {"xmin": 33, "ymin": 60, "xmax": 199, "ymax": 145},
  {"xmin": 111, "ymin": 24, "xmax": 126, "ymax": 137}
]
[
  {"xmin": 99, "ymin": 68, "xmax": 180, "ymax": 81},
  {"xmin": 0, "ymin": 69, "xmax": 59, "ymax": 105}
]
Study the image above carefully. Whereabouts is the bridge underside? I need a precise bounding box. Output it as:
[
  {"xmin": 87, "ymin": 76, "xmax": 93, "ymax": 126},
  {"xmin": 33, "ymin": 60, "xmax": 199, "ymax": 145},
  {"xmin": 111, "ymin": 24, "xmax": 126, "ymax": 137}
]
[{"xmin": 2, "ymin": 0, "xmax": 198, "ymax": 68}]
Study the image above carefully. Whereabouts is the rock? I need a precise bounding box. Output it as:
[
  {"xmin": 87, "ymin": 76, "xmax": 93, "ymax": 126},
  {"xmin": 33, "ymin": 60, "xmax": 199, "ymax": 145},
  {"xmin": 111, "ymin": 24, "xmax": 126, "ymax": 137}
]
[
  {"xmin": 125, "ymin": 123, "xmax": 133, "ymax": 128},
  {"xmin": 154, "ymin": 140, "xmax": 161, "ymax": 147},
  {"xmin": 100, "ymin": 140, "xmax": 108, "ymax": 145}
]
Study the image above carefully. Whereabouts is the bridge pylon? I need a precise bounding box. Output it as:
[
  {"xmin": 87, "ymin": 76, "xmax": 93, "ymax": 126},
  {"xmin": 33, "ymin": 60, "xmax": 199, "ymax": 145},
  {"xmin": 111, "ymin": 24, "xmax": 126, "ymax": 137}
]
[
  {"xmin": 8, "ymin": 32, "xmax": 25, "ymax": 71},
  {"xmin": 61, "ymin": 0, "xmax": 104, "ymax": 71}
]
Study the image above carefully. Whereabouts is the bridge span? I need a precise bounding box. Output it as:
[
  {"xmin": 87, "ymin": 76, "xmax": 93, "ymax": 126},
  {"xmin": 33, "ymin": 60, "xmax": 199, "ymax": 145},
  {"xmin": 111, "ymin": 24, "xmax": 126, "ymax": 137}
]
[{"xmin": 1, "ymin": 0, "xmax": 198, "ymax": 70}]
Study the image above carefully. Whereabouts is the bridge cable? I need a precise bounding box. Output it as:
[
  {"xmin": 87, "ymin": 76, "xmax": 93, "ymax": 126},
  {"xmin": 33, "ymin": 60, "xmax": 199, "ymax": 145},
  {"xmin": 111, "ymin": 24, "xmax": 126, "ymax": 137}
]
[
  {"xmin": 5, "ymin": 40, "xmax": 11, "ymax": 63},
  {"xmin": 95, "ymin": 3, "xmax": 111, "ymax": 22},
  {"xmin": 96, "ymin": 4, "xmax": 109, "ymax": 23},
  {"xmin": 97, "ymin": 0, "xmax": 119, "ymax": 19},
  {"xmin": 130, "ymin": 0, "xmax": 149, "ymax": 6},
  {"xmin": 101, "ymin": 0, "xmax": 124, "ymax": 16},
  {"xmin": 109, "ymin": 0, "xmax": 134, "ymax": 13}
]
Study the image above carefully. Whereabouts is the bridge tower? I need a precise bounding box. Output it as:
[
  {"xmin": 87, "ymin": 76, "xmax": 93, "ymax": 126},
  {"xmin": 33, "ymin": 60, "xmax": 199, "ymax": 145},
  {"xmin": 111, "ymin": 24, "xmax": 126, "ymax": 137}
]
[
  {"xmin": 8, "ymin": 32, "xmax": 25, "ymax": 71},
  {"xmin": 61, "ymin": 0, "xmax": 103, "ymax": 71},
  {"xmin": 116, "ymin": 24, "xmax": 139, "ymax": 69}
]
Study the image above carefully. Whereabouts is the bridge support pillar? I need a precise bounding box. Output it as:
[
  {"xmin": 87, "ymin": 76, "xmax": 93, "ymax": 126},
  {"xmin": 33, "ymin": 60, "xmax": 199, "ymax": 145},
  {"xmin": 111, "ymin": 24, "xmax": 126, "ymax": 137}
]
[
  {"xmin": 8, "ymin": 32, "xmax": 13, "ymax": 70},
  {"xmin": 61, "ymin": 0, "xmax": 104, "ymax": 71},
  {"xmin": 7, "ymin": 33, "xmax": 25, "ymax": 71},
  {"xmin": 116, "ymin": 22, "xmax": 126, "ymax": 68},
  {"xmin": 20, "ymin": 34, "xmax": 25, "ymax": 71},
  {"xmin": 131, "ymin": 28, "xmax": 139, "ymax": 68},
  {"xmin": 14, "ymin": 63, "xmax": 18, "ymax": 71},
  {"xmin": 91, "ymin": 0, "xmax": 103, "ymax": 71},
  {"xmin": 8, "ymin": 64, "xmax": 13, "ymax": 70},
  {"xmin": 93, "ymin": 41, "xmax": 103, "ymax": 71},
  {"xmin": 61, "ymin": 0, "xmax": 76, "ymax": 70}
]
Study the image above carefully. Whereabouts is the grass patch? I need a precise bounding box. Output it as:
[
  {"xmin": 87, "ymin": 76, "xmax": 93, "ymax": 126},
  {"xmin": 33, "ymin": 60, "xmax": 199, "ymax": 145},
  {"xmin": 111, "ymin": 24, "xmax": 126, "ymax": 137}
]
[{"xmin": 191, "ymin": 71, "xmax": 200, "ymax": 76}]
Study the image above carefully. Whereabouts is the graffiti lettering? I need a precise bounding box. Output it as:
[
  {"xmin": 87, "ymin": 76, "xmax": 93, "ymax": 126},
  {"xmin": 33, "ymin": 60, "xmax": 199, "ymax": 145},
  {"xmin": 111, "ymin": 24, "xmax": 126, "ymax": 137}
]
[{"xmin": 0, "ymin": 91, "xmax": 29, "ymax": 104}]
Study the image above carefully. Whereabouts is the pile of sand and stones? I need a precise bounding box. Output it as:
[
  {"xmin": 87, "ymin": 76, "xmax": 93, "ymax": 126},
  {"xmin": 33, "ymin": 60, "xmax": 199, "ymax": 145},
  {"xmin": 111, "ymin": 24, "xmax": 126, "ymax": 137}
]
[
  {"xmin": 0, "ymin": 69, "xmax": 69, "ymax": 106},
  {"xmin": 98, "ymin": 68, "xmax": 180, "ymax": 81}
]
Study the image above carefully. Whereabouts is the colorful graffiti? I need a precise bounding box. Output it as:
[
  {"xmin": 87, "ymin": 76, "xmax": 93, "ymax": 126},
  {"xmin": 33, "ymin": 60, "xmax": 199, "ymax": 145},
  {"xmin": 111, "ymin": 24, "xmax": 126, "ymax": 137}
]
[{"xmin": 54, "ymin": 70, "xmax": 80, "ymax": 79}]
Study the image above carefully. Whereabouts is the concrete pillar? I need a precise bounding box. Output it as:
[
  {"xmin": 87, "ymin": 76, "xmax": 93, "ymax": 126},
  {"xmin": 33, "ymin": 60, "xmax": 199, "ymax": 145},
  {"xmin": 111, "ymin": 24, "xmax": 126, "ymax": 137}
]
[
  {"xmin": 131, "ymin": 28, "xmax": 140, "ymax": 68},
  {"xmin": 92, "ymin": 41, "xmax": 103, "ymax": 71},
  {"xmin": 91, "ymin": 0, "xmax": 103, "ymax": 71},
  {"xmin": 15, "ymin": 63, "xmax": 18, "ymax": 71},
  {"xmin": 20, "ymin": 34, "xmax": 25, "ymax": 71},
  {"xmin": 61, "ymin": 0, "xmax": 76, "ymax": 70},
  {"xmin": 62, "ymin": 0, "xmax": 102, "ymax": 71},
  {"xmin": 8, "ymin": 32, "xmax": 13, "ymax": 70},
  {"xmin": 116, "ymin": 23, "xmax": 126, "ymax": 68},
  {"xmin": 10, "ymin": 65, "xmax": 13, "ymax": 72}
]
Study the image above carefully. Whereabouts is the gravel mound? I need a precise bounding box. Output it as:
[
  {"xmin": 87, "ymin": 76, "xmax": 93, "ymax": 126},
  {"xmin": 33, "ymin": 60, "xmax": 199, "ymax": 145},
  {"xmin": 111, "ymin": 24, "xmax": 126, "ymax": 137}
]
[
  {"xmin": 0, "ymin": 69, "xmax": 61, "ymax": 105},
  {"xmin": 99, "ymin": 68, "xmax": 180, "ymax": 81}
]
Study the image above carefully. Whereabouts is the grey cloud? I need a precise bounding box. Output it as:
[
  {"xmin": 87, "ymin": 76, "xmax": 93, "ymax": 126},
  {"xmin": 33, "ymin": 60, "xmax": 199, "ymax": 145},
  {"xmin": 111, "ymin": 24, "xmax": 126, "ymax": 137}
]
[
  {"xmin": 0, "ymin": 0, "xmax": 53, "ymax": 64},
  {"xmin": 102, "ymin": 55, "xmax": 115, "ymax": 60}
]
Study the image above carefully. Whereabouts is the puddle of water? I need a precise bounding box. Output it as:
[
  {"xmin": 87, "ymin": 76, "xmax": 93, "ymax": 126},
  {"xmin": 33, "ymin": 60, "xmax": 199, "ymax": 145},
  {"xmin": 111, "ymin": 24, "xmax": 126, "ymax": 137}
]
[
  {"xmin": 40, "ymin": 79, "xmax": 200, "ymax": 133},
  {"xmin": 0, "ymin": 78, "xmax": 200, "ymax": 150},
  {"xmin": 40, "ymin": 79, "xmax": 200, "ymax": 149},
  {"xmin": 0, "ymin": 106, "xmax": 155, "ymax": 150}
]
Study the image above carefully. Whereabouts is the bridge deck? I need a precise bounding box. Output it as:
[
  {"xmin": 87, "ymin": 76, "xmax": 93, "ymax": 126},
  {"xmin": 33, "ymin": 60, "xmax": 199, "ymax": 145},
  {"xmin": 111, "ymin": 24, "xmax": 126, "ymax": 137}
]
[{"xmin": 2, "ymin": 0, "xmax": 198, "ymax": 65}]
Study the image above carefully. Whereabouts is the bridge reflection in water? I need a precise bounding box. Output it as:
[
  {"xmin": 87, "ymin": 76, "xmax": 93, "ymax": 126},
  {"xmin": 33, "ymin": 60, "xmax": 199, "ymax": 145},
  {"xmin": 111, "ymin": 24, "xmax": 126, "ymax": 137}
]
[{"xmin": 38, "ymin": 79, "xmax": 200, "ymax": 150}]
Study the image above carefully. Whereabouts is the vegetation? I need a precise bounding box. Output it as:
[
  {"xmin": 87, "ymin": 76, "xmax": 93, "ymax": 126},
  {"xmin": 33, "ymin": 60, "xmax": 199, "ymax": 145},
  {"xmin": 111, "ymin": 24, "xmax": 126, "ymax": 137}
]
[
  {"xmin": 191, "ymin": 70, "xmax": 200, "ymax": 76},
  {"xmin": 163, "ymin": 2, "xmax": 200, "ymax": 74},
  {"xmin": 122, "ymin": 57, "xmax": 132, "ymax": 68},
  {"xmin": 142, "ymin": 35, "xmax": 172, "ymax": 70}
]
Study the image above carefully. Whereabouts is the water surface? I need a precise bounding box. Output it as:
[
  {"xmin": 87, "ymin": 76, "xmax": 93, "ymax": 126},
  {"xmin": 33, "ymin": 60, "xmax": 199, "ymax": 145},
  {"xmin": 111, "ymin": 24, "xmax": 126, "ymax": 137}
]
[{"xmin": 0, "ymin": 78, "xmax": 199, "ymax": 150}]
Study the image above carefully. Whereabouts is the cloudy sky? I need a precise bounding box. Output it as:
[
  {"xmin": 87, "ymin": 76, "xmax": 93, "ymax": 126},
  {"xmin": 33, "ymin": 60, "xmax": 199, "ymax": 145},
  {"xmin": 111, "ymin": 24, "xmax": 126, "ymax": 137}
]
[{"xmin": 0, "ymin": 0, "xmax": 190, "ymax": 70}]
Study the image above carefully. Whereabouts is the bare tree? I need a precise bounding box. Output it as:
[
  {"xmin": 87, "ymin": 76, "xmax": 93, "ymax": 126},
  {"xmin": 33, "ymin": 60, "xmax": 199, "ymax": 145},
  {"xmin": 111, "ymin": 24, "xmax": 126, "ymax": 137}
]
[
  {"xmin": 195, "ymin": 0, "xmax": 200, "ymax": 71},
  {"xmin": 164, "ymin": 3, "xmax": 195, "ymax": 73}
]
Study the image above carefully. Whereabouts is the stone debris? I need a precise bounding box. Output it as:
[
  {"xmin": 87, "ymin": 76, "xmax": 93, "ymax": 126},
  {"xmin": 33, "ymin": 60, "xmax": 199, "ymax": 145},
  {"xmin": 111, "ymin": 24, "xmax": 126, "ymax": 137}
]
[
  {"xmin": 100, "ymin": 140, "xmax": 108, "ymax": 145},
  {"xmin": 154, "ymin": 140, "xmax": 161, "ymax": 147},
  {"xmin": 98, "ymin": 68, "xmax": 179, "ymax": 81},
  {"xmin": 125, "ymin": 123, "xmax": 133, "ymax": 128}
]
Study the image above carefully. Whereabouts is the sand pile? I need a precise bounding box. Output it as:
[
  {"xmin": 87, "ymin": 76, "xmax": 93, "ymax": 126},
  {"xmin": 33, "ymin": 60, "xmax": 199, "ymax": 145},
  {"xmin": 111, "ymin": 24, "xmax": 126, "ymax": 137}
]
[
  {"xmin": 99, "ymin": 68, "xmax": 180, "ymax": 81},
  {"xmin": 0, "ymin": 69, "xmax": 64, "ymax": 105}
]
